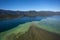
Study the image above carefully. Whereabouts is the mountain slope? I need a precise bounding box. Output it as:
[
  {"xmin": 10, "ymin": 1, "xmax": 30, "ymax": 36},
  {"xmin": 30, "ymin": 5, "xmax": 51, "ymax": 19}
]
[
  {"xmin": 0, "ymin": 22, "xmax": 60, "ymax": 40},
  {"xmin": 16, "ymin": 25, "xmax": 60, "ymax": 40},
  {"xmin": 0, "ymin": 22, "xmax": 32, "ymax": 40}
]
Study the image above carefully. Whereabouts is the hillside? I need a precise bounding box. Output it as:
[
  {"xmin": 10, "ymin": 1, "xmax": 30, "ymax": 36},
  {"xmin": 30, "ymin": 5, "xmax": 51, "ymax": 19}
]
[
  {"xmin": 0, "ymin": 9, "xmax": 60, "ymax": 19},
  {"xmin": 0, "ymin": 22, "xmax": 60, "ymax": 40},
  {"xmin": 15, "ymin": 25, "xmax": 60, "ymax": 40}
]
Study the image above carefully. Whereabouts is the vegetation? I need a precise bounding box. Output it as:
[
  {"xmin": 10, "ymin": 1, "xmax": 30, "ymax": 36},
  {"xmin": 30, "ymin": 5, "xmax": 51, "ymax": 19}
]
[{"xmin": 0, "ymin": 22, "xmax": 60, "ymax": 40}]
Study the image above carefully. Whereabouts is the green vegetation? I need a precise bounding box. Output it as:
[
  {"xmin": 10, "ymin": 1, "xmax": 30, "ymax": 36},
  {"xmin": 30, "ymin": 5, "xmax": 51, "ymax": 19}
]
[
  {"xmin": 37, "ymin": 18, "xmax": 60, "ymax": 34},
  {"xmin": 0, "ymin": 22, "xmax": 32, "ymax": 40},
  {"xmin": 0, "ymin": 21, "xmax": 60, "ymax": 40}
]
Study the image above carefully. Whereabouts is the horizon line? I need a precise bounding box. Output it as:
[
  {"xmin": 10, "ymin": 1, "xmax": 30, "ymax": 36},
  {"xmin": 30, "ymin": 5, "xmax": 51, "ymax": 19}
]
[{"xmin": 0, "ymin": 9, "xmax": 60, "ymax": 12}]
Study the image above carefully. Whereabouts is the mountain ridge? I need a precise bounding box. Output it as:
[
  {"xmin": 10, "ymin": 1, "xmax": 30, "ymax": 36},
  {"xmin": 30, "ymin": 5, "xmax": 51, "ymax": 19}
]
[{"xmin": 0, "ymin": 9, "xmax": 60, "ymax": 19}]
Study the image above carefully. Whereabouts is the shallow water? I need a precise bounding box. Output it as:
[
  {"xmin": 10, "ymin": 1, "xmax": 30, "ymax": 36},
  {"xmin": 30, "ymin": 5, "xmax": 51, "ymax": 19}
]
[{"xmin": 38, "ymin": 15, "xmax": 60, "ymax": 34}]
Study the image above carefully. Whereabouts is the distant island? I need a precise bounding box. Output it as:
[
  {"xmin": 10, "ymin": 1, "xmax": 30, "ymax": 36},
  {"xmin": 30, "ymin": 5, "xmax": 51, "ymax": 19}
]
[{"xmin": 0, "ymin": 9, "xmax": 60, "ymax": 19}]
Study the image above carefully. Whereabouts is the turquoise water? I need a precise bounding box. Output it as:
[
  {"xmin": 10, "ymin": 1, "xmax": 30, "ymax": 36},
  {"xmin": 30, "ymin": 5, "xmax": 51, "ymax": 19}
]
[{"xmin": 38, "ymin": 15, "xmax": 60, "ymax": 34}]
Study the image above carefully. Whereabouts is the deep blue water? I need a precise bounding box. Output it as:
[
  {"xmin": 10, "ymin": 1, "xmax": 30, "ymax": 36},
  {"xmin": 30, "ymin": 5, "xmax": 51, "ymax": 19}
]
[
  {"xmin": 0, "ymin": 16, "xmax": 60, "ymax": 32},
  {"xmin": 0, "ymin": 16, "xmax": 44, "ymax": 32}
]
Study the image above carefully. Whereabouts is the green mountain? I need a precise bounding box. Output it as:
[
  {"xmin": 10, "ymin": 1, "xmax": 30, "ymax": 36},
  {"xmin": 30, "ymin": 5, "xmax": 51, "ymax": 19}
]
[{"xmin": 0, "ymin": 21, "xmax": 60, "ymax": 40}]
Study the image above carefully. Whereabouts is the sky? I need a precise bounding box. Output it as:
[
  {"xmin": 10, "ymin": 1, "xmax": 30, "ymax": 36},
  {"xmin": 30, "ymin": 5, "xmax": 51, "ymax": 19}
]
[{"xmin": 0, "ymin": 0, "xmax": 60, "ymax": 11}]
